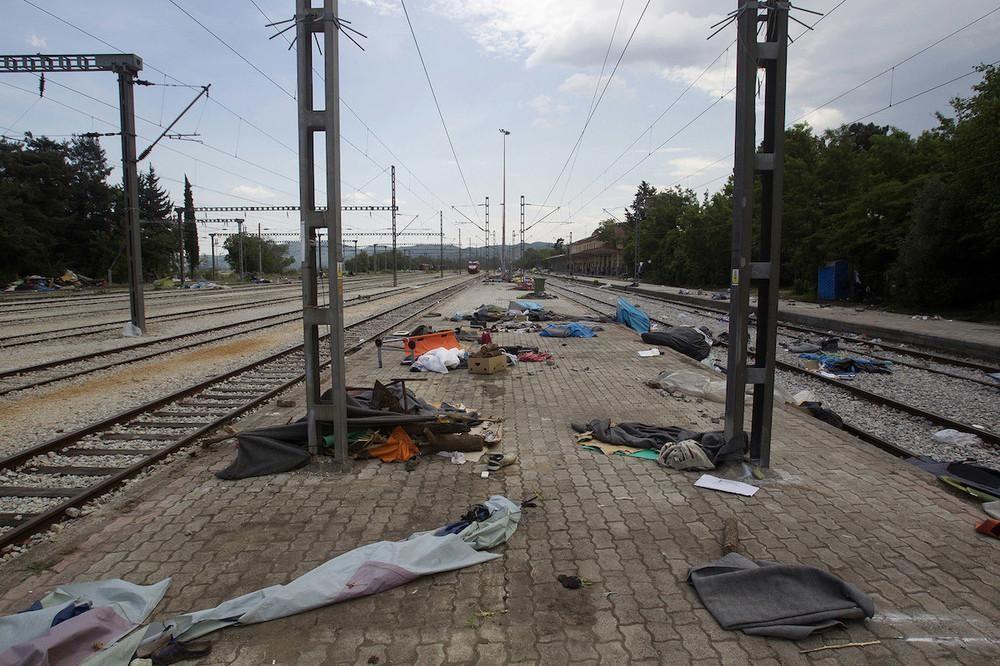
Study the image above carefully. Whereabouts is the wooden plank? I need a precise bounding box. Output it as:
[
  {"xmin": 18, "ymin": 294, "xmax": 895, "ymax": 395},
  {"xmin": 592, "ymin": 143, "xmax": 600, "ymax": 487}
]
[
  {"xmin": 32, "ymin": 466, "xmax": 120, "ymax": 476},
  {"xmin": 64, "ymin": 448, "xmax": 154, "ymax": 457},
  {"xmin": 0, "ymin": 486, "xmax": 79, "ymax": 498}
]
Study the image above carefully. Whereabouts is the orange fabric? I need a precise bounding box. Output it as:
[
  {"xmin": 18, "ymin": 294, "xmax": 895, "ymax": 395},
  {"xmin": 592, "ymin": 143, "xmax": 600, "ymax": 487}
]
[
  {"xmin": 366, "ymin": 426, "xmax": 420, "ymax": 462},
  {"xmin": 405, "ymin": 331, "xmax": 460, "ymax": 357}
]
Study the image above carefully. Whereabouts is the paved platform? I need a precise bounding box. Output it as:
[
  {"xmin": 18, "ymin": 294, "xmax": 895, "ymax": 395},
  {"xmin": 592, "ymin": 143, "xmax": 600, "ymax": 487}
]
[
  {"xmin": 0, "ymin": 282, "xmax": 997, "ymax": 664},
  {"xmin": 552, "ymin": 273, "xmax": 1000, "ymax": 363}
]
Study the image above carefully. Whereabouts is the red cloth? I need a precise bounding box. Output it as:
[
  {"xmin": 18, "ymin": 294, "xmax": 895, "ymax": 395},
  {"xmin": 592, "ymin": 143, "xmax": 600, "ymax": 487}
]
[{"xmin": 517, "ymin": 351, "xmax": 553, "ymax": 362}]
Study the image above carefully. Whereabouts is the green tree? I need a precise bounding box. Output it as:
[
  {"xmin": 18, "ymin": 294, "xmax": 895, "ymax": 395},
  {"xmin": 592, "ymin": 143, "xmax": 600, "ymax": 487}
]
[
  {"xmin": 138, "ymin": 165, "xmax": 177, "ymax": 279},
  {"xmin": 183, "ymin": 176, "xmax": 199, "ymax": 274},
  {"xmin": 222, "ymin": 234, "xmax": 293, "ymax": 276}
]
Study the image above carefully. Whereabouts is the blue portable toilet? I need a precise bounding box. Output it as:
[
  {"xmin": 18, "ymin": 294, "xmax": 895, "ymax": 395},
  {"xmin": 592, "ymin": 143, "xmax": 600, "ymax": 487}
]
[{"xmin": 817, "ymin": 260, "xmax": 849, "ymax": 300}]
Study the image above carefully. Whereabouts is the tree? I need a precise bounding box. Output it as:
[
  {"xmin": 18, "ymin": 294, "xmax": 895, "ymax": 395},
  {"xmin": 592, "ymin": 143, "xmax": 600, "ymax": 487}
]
[
  {"xmin": 346, "ymin": 250, "xmax": 370, "ymax": 273},
  {"xmin": 64, "ymin": 136, "xmax": 116, "ymax": 278},
  {"xmin": 183, "ymin": 176, "xmax": 199, "ymax": 273},
  {"xmin": 137, "ymin": 165, "xmax": 176, "ymax": 279},
  {"xmin": 222, "ymin": 234, "xmax": 293, "ymax": 276}
]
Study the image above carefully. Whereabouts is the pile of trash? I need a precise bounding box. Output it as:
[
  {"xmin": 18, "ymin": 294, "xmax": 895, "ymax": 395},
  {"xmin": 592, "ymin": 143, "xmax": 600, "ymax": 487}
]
[
  {"xmin": 216, "ymin": 379, "xmax": 511, "ymax": 479},
  {"xmin": 3, "ymin": 270, "xmax": 100, "ymax": 292},
  {"xmin": 798, "ymin": 352, "xmax": 893, "ymax": 377}
]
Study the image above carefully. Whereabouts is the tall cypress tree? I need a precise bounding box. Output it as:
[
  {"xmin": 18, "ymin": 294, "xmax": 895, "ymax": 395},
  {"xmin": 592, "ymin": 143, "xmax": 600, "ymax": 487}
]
[{"xmin": 183, "ymin": 176, "xmax": 199, "ymax": 273}]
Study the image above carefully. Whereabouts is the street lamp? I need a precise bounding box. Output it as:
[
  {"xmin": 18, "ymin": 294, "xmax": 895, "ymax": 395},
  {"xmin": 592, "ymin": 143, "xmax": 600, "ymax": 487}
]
[{"xmin": 499, "ymin": 128, "xmax": 511, "ymax": 275}]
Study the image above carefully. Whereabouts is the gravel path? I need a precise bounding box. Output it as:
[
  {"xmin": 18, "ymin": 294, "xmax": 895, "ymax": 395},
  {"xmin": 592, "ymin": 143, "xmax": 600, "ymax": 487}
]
[
  {"xmin": 549, "ymin": 278, "xmax": 1000, "ymax": 467},
  {"xmin": 0, "ymin": 275, "xmax": 470, "ymax": 457}
]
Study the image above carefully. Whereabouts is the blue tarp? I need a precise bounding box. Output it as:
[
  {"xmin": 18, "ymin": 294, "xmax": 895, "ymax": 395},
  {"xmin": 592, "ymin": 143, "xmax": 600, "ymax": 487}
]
[
  {"xmin": 511, "ymin": 300, "xmax": 544, "ymax": 311},
  {"xmin": 616, "ymin": 297, "xmax": 650, "ymax": 333},
  {"xmin": 540, "ymin": 322, "xmax": 597, "ymax": 338}
]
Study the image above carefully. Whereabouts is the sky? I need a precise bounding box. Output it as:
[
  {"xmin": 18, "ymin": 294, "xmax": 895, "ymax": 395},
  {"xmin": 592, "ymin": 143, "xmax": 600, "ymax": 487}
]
[{"xmin": 3, "ymin": 0, "xmax": 999, "ymax": 254}]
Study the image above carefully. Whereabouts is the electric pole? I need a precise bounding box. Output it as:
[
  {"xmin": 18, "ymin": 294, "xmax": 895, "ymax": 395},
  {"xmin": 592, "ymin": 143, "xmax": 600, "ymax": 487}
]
[
  {"xmin": 257, "ymin": 222, "xmax": 263, "ymax": 277},
  {"xmin": 484, "ymin": 196, "xmax": 490, "ymax": 269},
  {"xmin": 176, "ymin": 208, "xmax": 185, "ymax": 287},
  {"xmin": 391, "ymin": 165, "xmax": 397, "ymax": 287},
  {"xmin": 297, "ymin": 0, "xmax": 349, "ymax": 460},
  {"xmin": 236, "ymin": 219, "xmax": 246, "ymax": 280},
  {"xmin": 439, "ymin": 211, "xmax": 444, "ymax": 278},
  {"xmin": 723, "ymin": 0, "xmax": 789, "ymax": 469},
  {"xmin": 499, "ymin": 128, "xmax": 510, "ymax": 274},
  {"xmin": 520, "ymin": 195, "xmax": 525, "ymax": 266},
  {"xmin": 209, "ymin": 233, "xmax": 217, "ymax": 280},
  {"xmin": 569, "ymin": 232, "xmax": 573, "ymax": 276}
]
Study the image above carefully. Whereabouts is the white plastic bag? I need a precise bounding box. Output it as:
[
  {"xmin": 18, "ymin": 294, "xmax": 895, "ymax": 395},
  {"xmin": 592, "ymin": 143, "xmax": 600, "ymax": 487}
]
[{"xmin": 932, "ymin": 429, "xmax": 983, "ymax": 447}]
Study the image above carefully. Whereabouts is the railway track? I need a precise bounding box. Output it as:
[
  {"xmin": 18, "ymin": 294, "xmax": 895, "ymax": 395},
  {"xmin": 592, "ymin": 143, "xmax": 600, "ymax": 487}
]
[
  {"xmin": 0, "ymin": 277, "xmax": 475, "ymax": 549},
  {"xmin": 549, "ymin": 277, "xmax": 1000, "ymax": 421},
  {"xmin": 547, "ymin": 280, "xmax": 1000, "ymax": 461},
  {"xmin": 0, "ymin": 279, "xmax": 445, "ymax": 397},
  {"xmin": 0, "ymin": 275, "xmax": 440, "ymax": 348},
  {"xmin": 554, "ymin": 276, "xmax": 1000, "ymax": 380}
]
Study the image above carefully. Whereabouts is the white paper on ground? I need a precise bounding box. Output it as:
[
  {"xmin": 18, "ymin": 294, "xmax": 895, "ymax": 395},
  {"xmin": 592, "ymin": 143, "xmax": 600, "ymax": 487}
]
[
  {"xmin": 637, "ymin": 348, "xmax": 661, "ymax": 357},
  {"xmin": 694, "ymin": 474, "xmax": 759, "ymax": 497}
]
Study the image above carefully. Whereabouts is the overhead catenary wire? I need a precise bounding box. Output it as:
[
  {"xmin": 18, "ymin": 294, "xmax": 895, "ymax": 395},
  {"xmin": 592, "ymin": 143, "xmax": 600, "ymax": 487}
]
[
  {"xmin": 531, "ymin": 0, "xmax": 653, "ymax": 224},
  {"xmin": 399, "ymin": 0, "xmax": 481, "ymax": 222}
]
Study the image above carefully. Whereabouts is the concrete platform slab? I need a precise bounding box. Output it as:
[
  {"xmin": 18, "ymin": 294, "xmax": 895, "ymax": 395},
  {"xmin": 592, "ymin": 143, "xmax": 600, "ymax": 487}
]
[{"xmin": 0, "ymin": 282, "xmax": 996, "ymax": 664}]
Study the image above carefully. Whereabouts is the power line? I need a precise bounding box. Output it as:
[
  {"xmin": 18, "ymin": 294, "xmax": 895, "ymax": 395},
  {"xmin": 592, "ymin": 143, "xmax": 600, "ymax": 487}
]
[
  {"xmin": 399, "ymin": 0, "xmax": 480, "ymax": 221},
  {"xmin": 532, "ymin": 0, "xmax": 653, "ymax": 223},
  {"xmin": 166, "ymin": 0, "xmax": 296, "ymax": 100}
]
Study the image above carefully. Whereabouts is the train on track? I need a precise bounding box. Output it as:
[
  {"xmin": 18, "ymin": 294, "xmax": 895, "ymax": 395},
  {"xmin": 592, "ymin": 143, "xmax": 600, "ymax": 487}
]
[{"xmin": 467, "ymin": 260, "xmax": 480, "ymax": 274}]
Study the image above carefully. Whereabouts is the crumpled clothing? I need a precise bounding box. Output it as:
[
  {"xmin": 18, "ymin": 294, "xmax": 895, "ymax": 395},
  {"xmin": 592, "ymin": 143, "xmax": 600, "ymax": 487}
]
[
  {"xmin": 366, "ymin": 426, "xmax": 420, "ymax": 462},
  {"xmin": 799, "ymin": 353, "xmax": 892, "ymax": 375},
  {"xmin": 658, "ymin": 440, "xmax": 714, "ymax": 470},
  {"xmin": 641, "ymin": 327, "xmax": 712, "ymax": 361},
  {"xmin": 571, "ymin": 420, "xmax": 746, "ymax": 464},
  {"xmin": 517, "ymin": 351, "xmax": 553, "ymax": 362},
  {"xmin": 540, "ymin": 322, "xmax": 597, "ymax": 338}
]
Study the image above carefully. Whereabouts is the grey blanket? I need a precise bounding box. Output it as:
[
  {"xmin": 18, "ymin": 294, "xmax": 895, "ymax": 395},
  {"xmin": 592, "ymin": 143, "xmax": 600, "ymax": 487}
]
[{"xmin": 687, "ymin": 553, "xmax": 875, "ymax": 639}]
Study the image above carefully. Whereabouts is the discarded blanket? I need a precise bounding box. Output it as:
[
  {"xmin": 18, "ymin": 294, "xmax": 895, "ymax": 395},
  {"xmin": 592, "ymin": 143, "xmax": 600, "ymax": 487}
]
[
  {"xmin": 642, "ymin": 327, "xmax": 711, "ymax": 361},
  {"xmin": 799, "ymin": 353, "xmax": 892, "ymax": 375},
  {"xmin": 540, "ymin": 322, "xmax": 596, "ymax": 338},
  {"xmin": 687, "ymin": 553, "xmax": 875, "ymax": 639},
  {"xmin": 517, "ymin": 351, "xmax": 553, "ymax": 362},
  {"xmin": 571, "ymin": 420, "xmax": 746, "ymax": 464},
  {"xmin": 140, "ymin": 497, "xmax": 521, "ymax": 647},
  {"xmin": 0, "ymin": 578, "xmax": 169, "ymax": 664},
  {"xmin": 616, "ymin": 297, "xmax": 650, "ymax": 334},
  {"xmin": 907, "ymin": 458, "xmax": 1000, "ymax": 501}
]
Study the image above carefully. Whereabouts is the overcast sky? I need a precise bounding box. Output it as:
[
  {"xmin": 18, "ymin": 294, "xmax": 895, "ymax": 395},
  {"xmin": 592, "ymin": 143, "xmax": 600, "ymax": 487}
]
[{"xmin": 3, "ymin": 0, "xmax": 999, "ymax": 251}]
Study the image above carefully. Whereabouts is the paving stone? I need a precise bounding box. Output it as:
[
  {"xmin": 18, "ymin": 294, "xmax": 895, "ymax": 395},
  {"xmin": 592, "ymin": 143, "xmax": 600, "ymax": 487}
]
[{"xmin": 0, "ymin": 282, "xmax": 996, "ymax": 664}]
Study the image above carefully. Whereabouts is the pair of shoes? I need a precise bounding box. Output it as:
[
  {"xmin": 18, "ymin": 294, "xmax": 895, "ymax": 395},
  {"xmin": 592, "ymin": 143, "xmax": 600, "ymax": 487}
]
[{"xmin": 486, "ymin": 453, "xmax": 518, "ymax": 472}]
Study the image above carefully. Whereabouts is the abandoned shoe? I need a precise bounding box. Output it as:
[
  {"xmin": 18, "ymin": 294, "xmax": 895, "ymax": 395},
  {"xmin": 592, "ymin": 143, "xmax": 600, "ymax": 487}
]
[
  {"xmin": 150, "ymin": 638, "xmax": 212, "ymax": 665},
  {"xmin": 486, "ymin": 453, "xmax": 518, "ymax": 472}
]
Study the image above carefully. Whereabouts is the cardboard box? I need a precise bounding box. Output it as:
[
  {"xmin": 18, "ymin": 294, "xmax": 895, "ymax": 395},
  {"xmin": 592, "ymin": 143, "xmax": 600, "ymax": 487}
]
[{"xmin": 469, "ymin": 355, "xmax": 506, "ymax": 375}]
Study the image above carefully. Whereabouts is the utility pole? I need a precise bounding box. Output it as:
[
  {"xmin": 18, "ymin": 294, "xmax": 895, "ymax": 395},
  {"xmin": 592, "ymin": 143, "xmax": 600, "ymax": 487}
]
[
  {"xmin": 484, "ymin": 196, "xmax": 490, "ymax": 269},
  {"xmin": 236, "ymin": 219, "xmax": 246, "ymax": 280},
  {"xmin": 257, "ymin": 222, "xmax": 263, "ymax": 277},
  {"xmin": 391, "ymin": 165, "xmax": 397, "ymax": 287},
  {"xmin": 352, "ymin": 239, "xmax": 358, "ymax": 272},
  {"xmin": 296, "ymin": 0, "xmax": 348, "ymax": 461},
  {"xmin": 458, "ymin": 227, "xmax": 462, "ymax": 273},
  {"xmin": 439, "ymin": 211, "xmax": 444, "ymax": 278},
  {"xmin": 176, "ymin": 208, "xmax": 185, "ymax": 287},
  {"xmin": 317, "ymin": 234, "xmax": 324, "ymax": 274},
  {"xmin": 520, "ymin": 195, "xmax": 525, "ymax": 265},
  {"xmin": 723, "ymin": 0, "xmax": 789, "ymax": 469},
  {"xmin": 499, "ymin": 128, "xmax": 510, "ymax": 274},
  {"xmin": 209, "ymin": 233, "xmax": 217, "ymax": 280},
  {"xmin": 569, "ymin": 232, "xmax": 573, "ymax": 276}
]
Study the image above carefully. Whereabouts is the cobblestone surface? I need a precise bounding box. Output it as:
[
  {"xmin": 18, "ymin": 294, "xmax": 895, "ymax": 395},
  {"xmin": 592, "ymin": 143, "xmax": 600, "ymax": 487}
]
[{"xmin": 0, "ymin": 282, "xmax": 996, "ymax": 664}]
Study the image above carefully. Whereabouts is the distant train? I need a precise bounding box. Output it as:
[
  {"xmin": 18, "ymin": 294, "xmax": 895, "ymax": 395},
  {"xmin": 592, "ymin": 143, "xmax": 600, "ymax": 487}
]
[{"xmin": 467, "ymin": 260, "xmax": 481, "ymax": 274}]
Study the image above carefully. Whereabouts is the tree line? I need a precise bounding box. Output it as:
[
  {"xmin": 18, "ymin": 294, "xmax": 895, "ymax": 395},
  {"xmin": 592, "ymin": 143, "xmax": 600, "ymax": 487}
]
[
  {"xmin": 0, "ymin": 134, "xmax": 201, "ymax": 283},
  {"xmin": 598, "ymin": 64, "xmax": 998, "ymax": 315}
]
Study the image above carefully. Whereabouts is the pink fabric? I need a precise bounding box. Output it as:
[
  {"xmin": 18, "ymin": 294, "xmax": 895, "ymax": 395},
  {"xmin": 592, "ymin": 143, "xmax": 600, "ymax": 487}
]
[
  {"xmin": 330, "ymin": 561, "xmax": 420, "ymax": 604},
  {"xmin": 0, "ymin": 606, "xmax": 132, "ymax": 666}
]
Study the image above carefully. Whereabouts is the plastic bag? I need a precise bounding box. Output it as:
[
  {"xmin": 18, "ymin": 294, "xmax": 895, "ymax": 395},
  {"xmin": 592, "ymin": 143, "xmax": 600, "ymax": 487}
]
[{"xmin": 932, "ymin": 429, "xmax": 983, "ymax": 447}]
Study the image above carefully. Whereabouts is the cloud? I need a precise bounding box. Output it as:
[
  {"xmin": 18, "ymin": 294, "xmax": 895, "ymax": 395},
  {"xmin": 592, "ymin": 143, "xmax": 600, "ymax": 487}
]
[
  {"xmin": 662, "ymin": 59, "xmax": 736, "ymax": 99},
  {"xmin": 666, "ymin": 156, "xmax": 725, "ymax": 178},
  {"xmin": 27, "ymin": 34, "xmax": 47, "ymax": 48},
  {"xmin": 428, "ymin": 1, "xmax": 723, "ymax": 69},
  {"xmin": 349, "ymin": 0, "xmax": 397, "ymax": 16},
  {"xmin": 794, "ymin": 106, "xmax": 845, "ymax": 132},
  {"xmin": 558, "ymin": 72, "xmax": 634, "ymax": 98},
  {"xmin": 526, "ymin": 94, "xmax": 569, "ymax": 127},
  {"xmin": 231, "ymin": 184, "xmax": 275, "ymax": 200}
]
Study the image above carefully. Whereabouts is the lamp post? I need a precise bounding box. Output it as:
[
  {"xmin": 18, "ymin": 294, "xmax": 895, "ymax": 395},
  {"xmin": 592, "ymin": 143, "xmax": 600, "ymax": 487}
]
[{"xmin": 499, "ymin": 128, "xmax": 510, "ymax": 275}]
